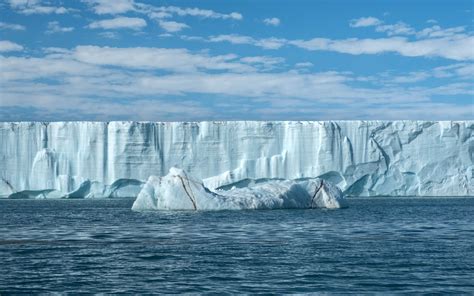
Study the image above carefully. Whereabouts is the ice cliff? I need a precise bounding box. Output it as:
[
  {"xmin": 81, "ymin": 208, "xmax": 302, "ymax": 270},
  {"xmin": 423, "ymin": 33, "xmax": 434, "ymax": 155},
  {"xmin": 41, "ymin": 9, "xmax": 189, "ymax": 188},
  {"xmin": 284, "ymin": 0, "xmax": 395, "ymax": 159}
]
[
  {"xmin": 131, "ymin": 167, "xmax": 345, "ymax": 211},
  {"xmin": 0, "ymin": 121, "xmax": 472, "ymax": 198}
]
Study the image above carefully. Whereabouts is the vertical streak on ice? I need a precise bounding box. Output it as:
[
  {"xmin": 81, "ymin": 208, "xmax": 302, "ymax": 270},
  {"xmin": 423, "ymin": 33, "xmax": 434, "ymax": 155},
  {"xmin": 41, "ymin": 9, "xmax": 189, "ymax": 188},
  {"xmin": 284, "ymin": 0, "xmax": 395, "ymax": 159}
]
[{"xmin": 0, "ymin": 121, "xmax": 472, "ymax": 197}]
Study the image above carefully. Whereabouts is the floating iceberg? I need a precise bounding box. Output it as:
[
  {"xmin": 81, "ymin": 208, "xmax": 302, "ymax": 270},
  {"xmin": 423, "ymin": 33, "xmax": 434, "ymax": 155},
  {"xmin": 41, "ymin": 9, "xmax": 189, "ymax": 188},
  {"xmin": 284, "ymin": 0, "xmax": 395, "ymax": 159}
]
[{"xmin": 132, "ymin": 167, "xmax": 346, "ymax": 211}]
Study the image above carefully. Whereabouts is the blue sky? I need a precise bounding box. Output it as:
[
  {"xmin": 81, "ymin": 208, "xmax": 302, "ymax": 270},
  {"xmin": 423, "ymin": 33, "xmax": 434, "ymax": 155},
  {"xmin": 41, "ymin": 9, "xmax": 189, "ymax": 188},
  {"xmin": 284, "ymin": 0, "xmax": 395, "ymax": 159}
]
[{"xmin": 0, "ymin": 0, "xmax": 473, "ymax": 121}]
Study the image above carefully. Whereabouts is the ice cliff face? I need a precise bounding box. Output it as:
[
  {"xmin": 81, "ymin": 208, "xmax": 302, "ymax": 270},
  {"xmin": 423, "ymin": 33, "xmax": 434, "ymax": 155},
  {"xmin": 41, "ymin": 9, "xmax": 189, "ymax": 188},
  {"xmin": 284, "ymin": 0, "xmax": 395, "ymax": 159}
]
[{"xmin": 0, "ymin": 121, "xmax": 472, "ymax": 198}]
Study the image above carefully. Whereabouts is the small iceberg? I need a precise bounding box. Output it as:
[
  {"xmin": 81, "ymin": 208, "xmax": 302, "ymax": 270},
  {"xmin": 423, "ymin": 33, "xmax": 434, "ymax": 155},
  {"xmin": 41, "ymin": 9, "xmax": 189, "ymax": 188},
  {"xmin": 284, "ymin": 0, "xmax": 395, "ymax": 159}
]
[{"xmin": 132, "ymin": 167, "xmax": 346, "ymax": 211}]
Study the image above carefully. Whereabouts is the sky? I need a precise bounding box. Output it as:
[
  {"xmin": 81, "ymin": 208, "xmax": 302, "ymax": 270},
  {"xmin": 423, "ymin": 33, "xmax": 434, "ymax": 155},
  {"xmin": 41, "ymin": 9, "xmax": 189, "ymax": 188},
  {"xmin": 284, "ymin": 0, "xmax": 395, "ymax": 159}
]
[{"xmin": 0, "ymin": 0, "xmax": 473, "ymax": 121}]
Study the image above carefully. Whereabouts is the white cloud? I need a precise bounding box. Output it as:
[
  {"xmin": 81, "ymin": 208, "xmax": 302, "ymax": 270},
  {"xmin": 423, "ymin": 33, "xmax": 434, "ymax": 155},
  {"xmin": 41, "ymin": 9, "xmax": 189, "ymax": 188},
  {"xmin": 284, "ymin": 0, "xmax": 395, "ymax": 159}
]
[
  {"xmin": 0, "ymin": 91, "xmax": 214, "ymax": 121},
  {"xmin": 452, "ymin": 64, "xmax": 474, "ymax": 77},
  {"xmin": 142, "ymin": 5, "xmax": 242, "ymax": 20},
  {"xmin": 240, "ymin": 56, "xmax": 284, "ymax": 65},
  {"xmin": 346, "ymin": 19, "xmax": 474, "ymax": 60},
  {"xmin": 98, "ymin": 31, "xmax": 119, "ymax": 39},
  {"xmin": 208, "ymin": 34, "xmax": 254, "ymax": 44},
  {"xmin": 239, "ymin": 56, "xmax": 284, "ymax": 71},
  {"xmin": 7, "ymin": 0, "xmax": 34, "ymax": 7},
  {"xmin": 134, "ymin": 72, "xmax": 355, "ymax": 101},
  {"xmin": 8, "ymin": 0, "xmax": 69, "ymax": 14},
  {"xmin": 0, "ymin": 54, "xmax": 107, "ymax": 81},
  {"xmin": 256, "ymin": 37, "xmax": 287, "ymax": 49},
  {"xmin": 0, "ymin": 40, "xmax": 23, "ymax": 52},
  {"xmin": 263, "ymin": 17, "xmax": 280, "ymax": 26},
  {"xmin": 229, "ymin": 12, "xmax": 243, "ymax": 20},
  {"xmin": 148, "ymin": 11, "xmax": 172, "ymax": 19},
  {"xmin": 158, "ymin": 21, "xmax": 189, "ymax": 33},
  {"xmin": 432, "ymin": 63, "xmax": 474, "ymax": 79},
  {"xmin": 375, "ymin": 22, "xmax": 415, "ymax": 36},
  {"xmin": 352, "ymin": 17, "xmax": 467, "ymax": 40},
  {"xmin": 295, "ymin": 62, "xmax": 313, "ymax": 68},
  {"xmin": 87, "ymin": 17, "xmax": 147, "ymax": 30},
  {"xmin": 387, "ymin": 71, "xmax": 430, "ymax": 83},
  {"xmin": 83, "ymin": 0, "xmax": 135, "ymax": 14},
  {"xmin": 350, "ymin": 17, "xmax": 382, "ymax": 27},
  {"xmin": 0, "ymin": 22, "xmax": 26, "ymax": 31},
  {"xmin": 46, "ymin": 21, "xmax": 74, "ymax": 34},
  {"xmin": 1, "ymin": 45, "xmax": 472, "ymax": 121},
  {"xmin": 71, "ymin": 45, "xmax": 255, "ymax": 73},
  {"xmin": 87, "ymin": 1, "xmax": 245, "ymax": 21},
  {"xmin": 81, "ymin": 0, "xmax": 243, "ymax": 36},
  {"xmin": 206, "ymin": 34, "xmax": 286, "ymax": 49},
  {"xmin": 351, "ymin": 17, "xmax": 415, "ymax": 36},
  {"xmin": 416, "ymin": 25, "xmax": 466, "ymax": 38},
  {"xmin": 290, "ymin": 35, "xmax": 474, "ymax": 61},
  {"xmin": 371, "ymin": 64, "xmax": 474, "ymax": 84},
  {"xmin": 187, "ymin": 29, "xmax": 473, "ymax": 60}
]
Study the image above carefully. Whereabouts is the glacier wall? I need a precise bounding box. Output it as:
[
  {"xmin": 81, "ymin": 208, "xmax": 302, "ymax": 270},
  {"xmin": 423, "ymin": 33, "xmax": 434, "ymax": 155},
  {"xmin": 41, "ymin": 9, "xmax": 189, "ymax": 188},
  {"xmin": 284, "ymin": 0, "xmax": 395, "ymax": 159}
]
[{"xmin": 0, "ymin": 121, "xmax": 472, "ymax": 198}]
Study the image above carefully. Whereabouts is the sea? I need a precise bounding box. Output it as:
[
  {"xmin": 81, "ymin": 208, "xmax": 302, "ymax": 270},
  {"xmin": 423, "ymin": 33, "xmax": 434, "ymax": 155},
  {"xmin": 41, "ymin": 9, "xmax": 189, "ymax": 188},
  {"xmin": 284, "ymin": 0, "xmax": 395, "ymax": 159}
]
[{"xmin": 1, "ymin": 198, "xmax": 473, "ymax": 294}]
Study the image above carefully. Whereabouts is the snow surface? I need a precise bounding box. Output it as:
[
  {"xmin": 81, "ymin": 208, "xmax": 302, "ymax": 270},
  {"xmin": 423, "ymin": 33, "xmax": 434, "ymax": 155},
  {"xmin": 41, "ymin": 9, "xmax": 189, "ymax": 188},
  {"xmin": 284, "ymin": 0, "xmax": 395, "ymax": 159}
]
[
  {"xmin": 0, "ymin": 121, "xmax": 472, "ymax": 198},
  {"xmin": 131, "ymin": 167, "xmax": 345, "ymax": 211}
]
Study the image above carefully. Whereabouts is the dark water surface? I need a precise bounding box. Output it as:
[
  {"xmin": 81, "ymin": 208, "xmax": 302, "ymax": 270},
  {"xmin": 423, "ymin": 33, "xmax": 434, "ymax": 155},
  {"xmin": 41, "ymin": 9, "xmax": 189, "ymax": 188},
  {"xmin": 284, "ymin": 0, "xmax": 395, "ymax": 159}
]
[{"xmin": 1, "ymin": 198, "xmax": 473, "ymax": 294}]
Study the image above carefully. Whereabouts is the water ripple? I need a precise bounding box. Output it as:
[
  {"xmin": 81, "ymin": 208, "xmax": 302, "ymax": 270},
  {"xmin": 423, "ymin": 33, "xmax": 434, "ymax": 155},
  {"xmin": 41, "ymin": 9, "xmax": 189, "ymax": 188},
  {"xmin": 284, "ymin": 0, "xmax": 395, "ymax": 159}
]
[{"xmin": 0, "ymin": 198, "xmax": 473, "ymax": 293}]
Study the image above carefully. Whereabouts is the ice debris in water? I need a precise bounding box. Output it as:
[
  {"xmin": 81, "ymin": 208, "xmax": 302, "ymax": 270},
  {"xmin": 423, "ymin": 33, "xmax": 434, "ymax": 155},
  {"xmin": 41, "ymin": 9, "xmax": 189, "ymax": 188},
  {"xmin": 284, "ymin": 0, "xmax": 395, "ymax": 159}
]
[{"xmin": 132, "ymin": 167, "xmax": 346, "ymax": 211}]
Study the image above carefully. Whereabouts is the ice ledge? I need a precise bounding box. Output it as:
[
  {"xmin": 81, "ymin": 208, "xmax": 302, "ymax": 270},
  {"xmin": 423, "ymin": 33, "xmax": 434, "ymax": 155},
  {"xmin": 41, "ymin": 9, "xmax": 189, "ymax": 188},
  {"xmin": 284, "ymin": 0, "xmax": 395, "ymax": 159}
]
[{"xmin": 3, "ymin": 178, "xmax": 144, "ymax": 199}]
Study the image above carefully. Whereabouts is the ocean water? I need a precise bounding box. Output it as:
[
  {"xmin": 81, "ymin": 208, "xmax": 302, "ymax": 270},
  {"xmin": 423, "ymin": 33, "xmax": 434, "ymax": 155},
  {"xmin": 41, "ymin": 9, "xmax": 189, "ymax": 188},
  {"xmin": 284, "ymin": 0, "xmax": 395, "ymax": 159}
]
[{"xmin": 0, "ymin": 198, "xmax": 473, "ymax": 294}]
